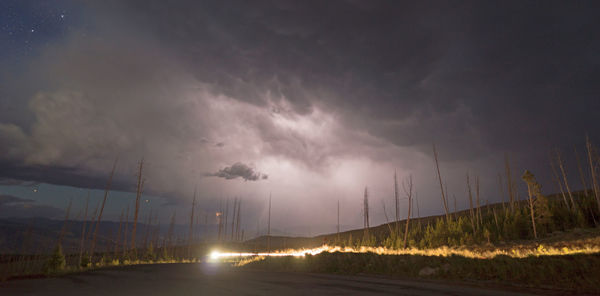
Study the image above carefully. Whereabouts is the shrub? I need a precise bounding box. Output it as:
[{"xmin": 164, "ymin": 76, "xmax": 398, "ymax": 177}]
[{"xmin": 44, "ymin": 244, "xmax": 66, "ymax": 274}]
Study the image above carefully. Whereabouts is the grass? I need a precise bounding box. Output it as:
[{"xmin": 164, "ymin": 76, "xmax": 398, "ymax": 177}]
[{"xmin": 240, "ymin": 251, "xmax": 600, "ymax": 294}]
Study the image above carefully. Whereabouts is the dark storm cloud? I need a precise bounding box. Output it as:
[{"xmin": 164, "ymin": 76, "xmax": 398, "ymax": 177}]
[
  {"xmin": 206, "ymin": 162, "xmax": 268, "ymax": 181},
  {"xmin": 0, "ymin": 194, "xmax": 64, "ymax": 219},
  {"xmin": 0, "ymin": 0, "xmax": 599, "ymax": 228},
  {"xmin": 94, "ymin": 0, "xmax": 600, "ymax": 160},
  {"xmin": 0, "ymin": 178, "xmax": 38, "ymax": 187},
  {"xmin": 0, "ymin": 161, "xmax": 132, "ymax": 192}
]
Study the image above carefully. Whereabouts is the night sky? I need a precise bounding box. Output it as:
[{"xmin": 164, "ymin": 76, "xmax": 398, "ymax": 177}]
[{"xmin": 1, "ymin": 1, "xmax": 599, "ymax": 235}]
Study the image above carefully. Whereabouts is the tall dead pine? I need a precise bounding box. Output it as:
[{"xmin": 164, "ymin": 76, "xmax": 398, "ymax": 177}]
[
  {"xmin": 587, "ymin": 136, "xmax": 600, "ymax": 213},
  {"xmin": 90, "ymin": 158, "xmax": 118, "ymax": 259},
  {"xmin": 403, "ymin": 175, "xmax": 413, "ymax": 249},
  {"xmin": 555, "ymin": 150, "xmax": 576, "ymax": 209},
  {"xmin": 267, "ymin": 193, "xmax": 271, "ymax": 253},
  {"xmin": 131, "ymin": 158, "xmax": 145, "ymax": 253},
  {"xmin": 433, "ymin": 144, "xmax": 450, "ymax": 221},
  {"xmin": 394, "ymin": 170, "xmax": 400, "ymax": 236},
  {"xmin": 505, "ymin": 153, "xmax": 516, "ymax": 212},
  {"xmin": 337, "ymin": 199, "xmax": 340, "ymax": 240},
  {"xmin": 188, "ymin": 189, "xmax": 196, "ymax": 258},
  {"xmin": 466, "ymin": 173, "xmax": 476, "ymax": 232},
  {"xmin": 574, "ymin": 146, "xmax": 589, "ymax": 196},
  {"xmin": 236, "ymin": 199, "xmax": 242, "ymax": 241},
  {"xmin": 363, "ymin": 187, "xmax": 370, "ymax": 238},
  {"xmin": 167, "ymin": 211, "xmax": 176, "ymax": 258},
  {"xmin": 522, "ymin": 170, "xmax": 539, "ymax": 239},
  {"xmin": 475, "ymin": 176, "xmax": 482, "ymax": 227},
  {"xmin": 57, "ymin": 199, "xmax": 72, "ymax": 246},
  {"xmin": 114, "ymin": 209, "xmax": 124, "ymax": 257},
  {"xmin": 79, "ymin": 194, "xmax": 90, "ymax": 266},
  {"xmin": 549, "ymin": 152, "xmax": 571, "ymax": 210}
]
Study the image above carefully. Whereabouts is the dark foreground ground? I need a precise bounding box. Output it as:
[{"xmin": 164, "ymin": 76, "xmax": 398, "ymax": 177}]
[{"xmin": 0, "ymin": 263, "xmax": 544, "ymax": 296}]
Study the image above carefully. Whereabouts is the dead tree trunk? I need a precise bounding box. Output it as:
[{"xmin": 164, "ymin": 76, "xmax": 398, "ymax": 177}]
[
  {"xmin": 58, "ymin": 199, "xmax": 72, "ymax": 246},
  {"xmin": 167, "ymin": 211, "xmax": 176, "ymax": 258},
  {"xmin": 550, "ymin": 153, "xmax": 571, "ymax": 210},
  {"xmin": 587, "ymin": 136, "xmax": 600, "ymax": 213},
  {"xmin": 188, "ymin": 189, "xmax": 196, "ymax": 258},
  {"xmin": 433, "ymin": 144, "xmax": 450, "ymax": 220},
  {"xmin": 575, "ymin": 146, "xmax": 589, "ymax": 196},
  {"xmin": 394, "ymin": 170, "xmax": 400, "ymax": 237},
  {"xmin": 556, "ymin": 150, "xmax": 576, "ymax": 209},
  {"xmin": 79, "ymin": 194, "xmax": 90, "ymax": 266},
  {"xmin": 498, "ymin": 173, "xmax": 506, "ymax": 212},
  {"xmin": 467, "ymin": 173, "xmax": 476, "ymax": 232},
  {"xmin": 90, "ymin": 158, "xmax": 117, "ymax": 261},
  {"xmin": 114, "ymin": 209, "xmax": 123, "ymax": 258},
  {"xmin": 231, "ymin": 198, "xmax": 237, "ymax": 241},
  {"xmin": 337, "ymin": 199, "xmax": 340, "ymax": 241},
  {"xmin": 403, "ymin": 175, "xmax": 413, "ymax": 249},
  {"xmin": 505, "ymin": 153, "xmax": 516, "ymax": 212},
  {"xmin": 475, "ymin": 176, "xmax": 482, "ymax": 228},
  {"xmin": 131, "ymin": 158, "xmax": 145, "ymax": 254},
  {"xmin": 267, "ymin": 193, "xmax": 271, "ymax": 253},
  {"xmin": 363, "ymin": 187, "xmax": 370, "ymax": 237},
  {"xmin": 122, "ymin": 205, "xmax": 130, "ymax": 257},
  {"xmin": 522, "ymin": 170, "xmax": 538, "ymax": 239},
  {"xmin": 236, "ymin": 200, "xmax": 241, "ymax": 241}
]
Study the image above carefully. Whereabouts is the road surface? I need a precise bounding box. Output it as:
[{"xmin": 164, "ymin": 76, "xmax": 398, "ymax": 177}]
[{"xmin": 1, "ymin": 263, "xmax": 539, "ymax": 295}]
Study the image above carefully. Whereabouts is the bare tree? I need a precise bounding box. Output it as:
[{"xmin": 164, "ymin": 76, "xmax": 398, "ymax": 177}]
[
  {"xmin": 141, "ymin": 209, "xmax": 151, "ymax": 250},
  {"xmin": 122, "ymin": 204, "xmax": 130, "ymax": 257},
  {"xmin": 394, "ymin": 170, "xmax": 400, "ymax": 236},
  {"xmin": 236, "ymin": 199, "xmax": 242, "ymax": 241},
  {"xmin": 188, "ymin": 189, "xmax": 196, "ymax": 258},
  {"xmin": 167, "ymin": 211, "xmax": 176, "ymax": 258},
  {"xmin": 466, "ymin": 173, "xmax": 476, "ymax": 232},
  {"xmin": 217, "ymin": 200, "xmax": 223, "ymax": 241},
  {"xmin": 452, "ymin": 194, "xmax": 457, "ymax": 220},
  {"xmin": 550, "ymin": 152, "xmax": 570, "ymax": 210},
  {"xmin": 381, "ymin": 199, "xmax": 394, "ymax": 236},
  {"xmin": 415, "ymin": 192, "xmax": 420, "ymax": 218},
  {"xmin": 223, "ymin": 199, "xmax": 229, "ymax": 241},
  {"xmin": 433, "ymin": 145, "xmax": 450, "ymax": 220},
  {"xmin": 267, "ymin": 193, "xmax": 271, "ymax": 253},
  {"xmin": 475, "ymin": 176, "xmax": 482, "ymax": 228},
  {"xmin": 403, "ymin": 175, "xmax": 413, "ymax": 249},
  {"xmin": 522, "ymin": 170, "xmax": 539, "ymax": 239},
  {"xmin": 587, "ymin": 136, "xmax": 600, "ymax": 212},
  {"xmin": 555, "ymin": 149, "xmax": 576, "ymax": 209},
  {"xmin": 90, "ymin": 158, "xmax": 118, "ymax": 259},
  {"xmin": 231, "ymin": 198, "xmax": 237, "ymax": 241},
  {"xmin": 131, "ymin": 158, "xmax": 145, "ymax": 253},
  {"xmin": 337, "ymin": 199, "xmax": 340, "ymax": 240},
  {"xmin": 498, "ymin": 173, "xmax": 506, "ymax": 212},
  {"xmin": 79, "ymin": 193, "xmax": 90, "ymax": 266},
  {"xmin": 363, "ymin": 187, "xmax": 370, "ymax": 237},
  {"xmin": 114, "ymin": 209, "xmax": 123, "ymax": 258},
  {"xmin": 505, "ymin": 153, "xmax": 516, "ymax": 212},
  {"xmin": 57, "ymin": 199, "xmax": 72, "ymax": 246},
  {"xmin": 575, "ymin": 146, "xmax": 590, "ymax": 196}
]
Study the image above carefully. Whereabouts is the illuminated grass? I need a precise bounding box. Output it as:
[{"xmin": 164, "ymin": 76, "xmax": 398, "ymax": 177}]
[{"xmin": 216, "ymin": 234, "xmax": 600, "ymax": 260}]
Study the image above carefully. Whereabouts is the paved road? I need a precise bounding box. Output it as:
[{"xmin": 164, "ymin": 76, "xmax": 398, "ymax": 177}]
[{"xmin": 1, "ymin": 263, "xmax": 538, "ymax": 296}]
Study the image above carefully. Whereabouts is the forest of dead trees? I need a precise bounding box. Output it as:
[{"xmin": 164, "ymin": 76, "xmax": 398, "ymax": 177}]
[
  {"xmin": 351, "ymin": 136, "xmax": 600, "ymax": 249},
  {"xmin": 2, "ymin": 135, "xmax": 600, "ymax": 278}
]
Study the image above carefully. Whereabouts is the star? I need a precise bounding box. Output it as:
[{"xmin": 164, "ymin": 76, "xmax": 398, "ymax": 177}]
[
  {"xmin": 30, "ymin": 29, "xmax": 34, "ymax": 33},
  {"xmin": 60, "ymin": 14, "xmax": 65, "ymax": 19}
]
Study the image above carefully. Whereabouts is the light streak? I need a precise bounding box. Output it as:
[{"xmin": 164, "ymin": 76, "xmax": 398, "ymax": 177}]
[{"xmin": 209, "ymin": 243, "xmax": 600, "ymax": 260}]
